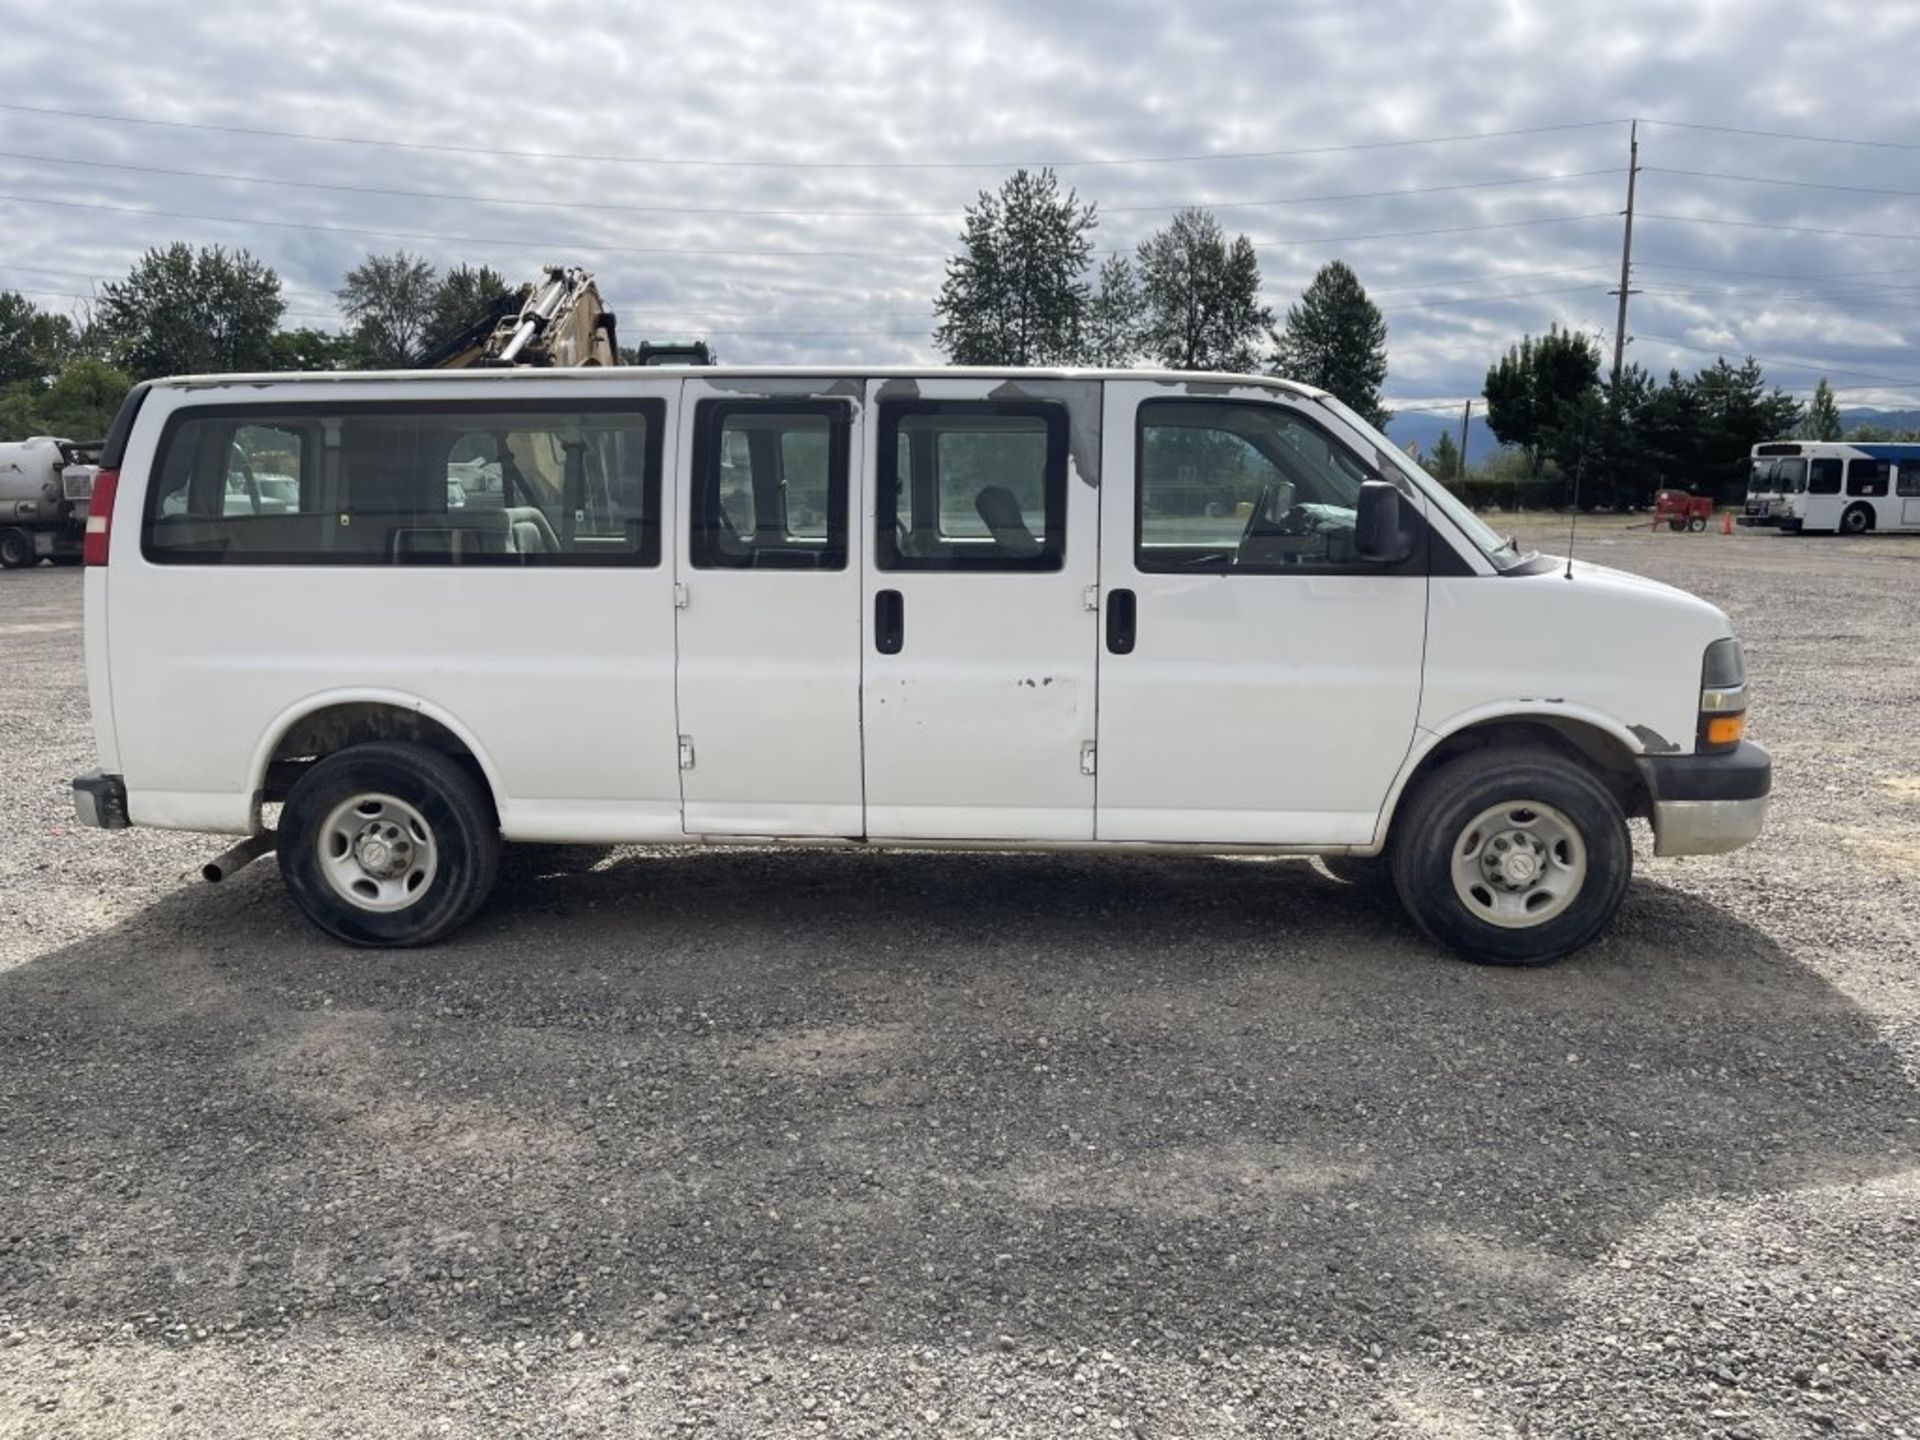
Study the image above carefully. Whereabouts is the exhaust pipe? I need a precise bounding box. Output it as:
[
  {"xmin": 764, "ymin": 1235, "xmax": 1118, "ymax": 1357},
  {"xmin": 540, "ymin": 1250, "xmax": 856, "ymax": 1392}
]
[{"xmin": 202, "ymin": 831, "xmax": 276, "ymax": 883}]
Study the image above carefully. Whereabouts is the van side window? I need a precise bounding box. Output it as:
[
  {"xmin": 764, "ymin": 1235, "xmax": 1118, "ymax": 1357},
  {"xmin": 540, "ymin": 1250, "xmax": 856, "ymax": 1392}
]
[
  {"xmin": 1898, "ymin": 462, "xmax": 1920, "ymax": 498},
  {"xmin": 876, "ymin": 402, "xmax": 1067, "ymax": 572},
  {"xmin": 1847, "ymin": 459, "xmax": 1891, "ymax": 498},
  {"xmin": 1135, "ymin": 400, "xmax": 1386, "ymax": 572},
  {"xmin": 1807, "ymin": 457, "xmax": 1842, "ymax": 495},
  {"xmin": 690, "ymin": 401, "xmax": 848, "ymax": 570},
  {"xmin": 144, "ymin": 401, "xmax": 663, "ymax": 566}
]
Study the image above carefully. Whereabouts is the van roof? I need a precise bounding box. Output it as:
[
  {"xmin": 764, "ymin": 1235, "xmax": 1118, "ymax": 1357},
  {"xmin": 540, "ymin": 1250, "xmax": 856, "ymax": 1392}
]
[{"xmin": 143, "ymin": 364, "xmax": 1330, "ymax": 401}]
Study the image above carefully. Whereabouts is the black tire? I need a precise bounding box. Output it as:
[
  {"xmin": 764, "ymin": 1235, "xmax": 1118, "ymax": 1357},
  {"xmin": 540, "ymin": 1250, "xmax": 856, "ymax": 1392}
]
[
  {"xmin": 1390, "ymin": 748, "xmax": 1631, "ymax": 966},
  {"xmin": 278, "ymin": 741, "xmax": 500, "ymax": 947},
  {"xmin": 1839, "ymin": 504, "xmax": 1871, "ymax": 536},
  {"xmin": 0, "ymin": 529, "xmax": 34, "ymax": 569},
  {"xmin": 1687, "ymin": 516, "xmax": 1708, "ymax": 532}
]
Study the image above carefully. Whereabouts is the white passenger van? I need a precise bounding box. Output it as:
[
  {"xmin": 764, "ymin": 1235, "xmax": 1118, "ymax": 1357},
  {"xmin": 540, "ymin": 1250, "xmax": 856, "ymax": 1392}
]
[{"xmin": 71, "ymin": 367, "xmax": 1770, "ymax": 965}]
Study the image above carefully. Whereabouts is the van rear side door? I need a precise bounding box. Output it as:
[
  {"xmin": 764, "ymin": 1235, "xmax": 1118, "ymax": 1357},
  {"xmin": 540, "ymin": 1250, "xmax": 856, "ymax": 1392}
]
[
  {"xmin": 1095, "ymin": 381, "xmax": 1427, "ymax": 846},
  {"xmin": 673, "ymin": 380, "xmax": 864, "ymax": 836},
  {"xmin": 858, "ymin": 378, "xmax": 1101, "ymax": 840}
]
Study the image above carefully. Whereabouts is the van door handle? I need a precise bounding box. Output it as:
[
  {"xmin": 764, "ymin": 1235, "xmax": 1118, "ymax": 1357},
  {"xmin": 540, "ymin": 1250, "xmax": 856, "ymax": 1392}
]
[
  {"xmin": 875, "ymin": 589, "xmax": 904, "ymax": 654},
  {"xmin": 1106, "ymin": 588, "xmax": 1136, "ymax": 655}
]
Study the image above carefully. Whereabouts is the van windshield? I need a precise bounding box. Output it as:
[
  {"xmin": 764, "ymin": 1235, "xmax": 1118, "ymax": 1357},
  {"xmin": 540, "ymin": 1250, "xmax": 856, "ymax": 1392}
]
[{"xmin": 1311, "ymin": 393, "xmax": 1531, "ymax": 570}]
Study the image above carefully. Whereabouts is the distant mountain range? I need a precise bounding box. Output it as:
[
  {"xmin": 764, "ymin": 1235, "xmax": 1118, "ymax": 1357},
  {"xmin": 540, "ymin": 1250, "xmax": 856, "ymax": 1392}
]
[{"xmin": 1384, "ymin": 407, "xmax": 1920, "ymax": 466}]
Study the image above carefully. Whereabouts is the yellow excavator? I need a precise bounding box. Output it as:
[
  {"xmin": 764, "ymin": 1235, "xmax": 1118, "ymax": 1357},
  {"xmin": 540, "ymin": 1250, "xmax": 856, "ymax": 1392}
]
[{"xmin": 419, "ymin": 266, "xmax": 714, "ymax": 370}]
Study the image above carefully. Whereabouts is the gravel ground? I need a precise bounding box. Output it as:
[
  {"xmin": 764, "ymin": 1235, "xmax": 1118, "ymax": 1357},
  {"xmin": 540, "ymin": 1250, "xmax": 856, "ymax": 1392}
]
[{"xmin": 1, "ymin": 523, "xmax": 1916, "ymax": 1438}]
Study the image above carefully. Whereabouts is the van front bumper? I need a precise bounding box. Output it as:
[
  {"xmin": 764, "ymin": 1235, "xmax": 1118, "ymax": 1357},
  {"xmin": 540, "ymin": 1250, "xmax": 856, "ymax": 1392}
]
[
  {"xmin": 1639, "ymin": 742, "xmax": 1770, "ymax": 857},
  {"xmin": 72, "ymin": 770, "xmax": 130, "ymax": 830}
]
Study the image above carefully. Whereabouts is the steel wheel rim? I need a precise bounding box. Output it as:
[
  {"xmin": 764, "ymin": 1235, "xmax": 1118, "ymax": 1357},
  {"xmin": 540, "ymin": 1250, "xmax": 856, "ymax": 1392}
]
[
  {"xmin": 1449, "ymin": 800, "xmax": 1587, "ymax": 930},
  {"xmin": 317, "ymin": 792, "xmax": 438, "ymax": 913}
]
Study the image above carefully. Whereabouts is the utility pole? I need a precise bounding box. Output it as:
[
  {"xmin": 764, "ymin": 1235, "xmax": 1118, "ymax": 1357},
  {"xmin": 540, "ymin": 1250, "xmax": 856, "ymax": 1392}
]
[
  {"xmin": 1609, "ymin": 119, "xmax": 1641, "ymax": 396},
  {"xmin": 1458, "ymin": 398, "xmax": 1472, "ymax": 479}
]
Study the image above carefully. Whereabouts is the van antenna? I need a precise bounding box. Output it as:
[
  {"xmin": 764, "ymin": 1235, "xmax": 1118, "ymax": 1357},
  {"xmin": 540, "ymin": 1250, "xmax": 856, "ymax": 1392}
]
[{"xmin": 1564, "ymin": 411, "xmax": 1591, "ymax": 581}]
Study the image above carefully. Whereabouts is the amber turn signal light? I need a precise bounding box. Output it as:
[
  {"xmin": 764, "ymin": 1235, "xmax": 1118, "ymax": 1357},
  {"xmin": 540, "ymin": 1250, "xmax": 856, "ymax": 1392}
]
[{"xmin": 1703, "ymin": 713, "xmax": 1746, "ymax": 748}]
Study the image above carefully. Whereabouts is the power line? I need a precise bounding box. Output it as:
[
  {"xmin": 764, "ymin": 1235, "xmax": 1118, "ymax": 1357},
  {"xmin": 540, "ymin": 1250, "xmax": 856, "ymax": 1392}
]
[
  {"xmin": 0, "ymin": 146, "xmax": 1625, "ymax": 220},
  {"xmin": 1244, "ymin": 211, "xmax": 1617, "ymax": 251},
  {"xmin": 1637, "ymin": 260, "xmax": 1920, "ymax": 282},
  {"xmin": 0, "ymin": 101, "xmax": 1628, "ymax": 171},
  {"xmin": 1646, "ymin": 167, "xmax": 1920, "ymax": 200},
  {"xmin": 0, "ymin": 189, "xmax": 1622, "ymax": 262},
  {"xmin": 1639, "ymin": 212, "xmax": 1920, "ymax": 244},
  {"xmin": 1640, "ymin": 118, "xmax": 1920, "ymax": 152},
  {"xmin": 1635, "ymin": 332, "xmax": 1920, "ymax": 389}
]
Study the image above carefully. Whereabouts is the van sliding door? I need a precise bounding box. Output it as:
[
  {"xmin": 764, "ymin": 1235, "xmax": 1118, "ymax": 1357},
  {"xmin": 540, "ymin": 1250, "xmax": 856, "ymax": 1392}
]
[
  {"xmin": 673, "ymin": 380, "xmax": 865, "ymax": 836},
  {"xmin": 857, "ymin": 378, "xmax": 1102, "ymax": 841}
]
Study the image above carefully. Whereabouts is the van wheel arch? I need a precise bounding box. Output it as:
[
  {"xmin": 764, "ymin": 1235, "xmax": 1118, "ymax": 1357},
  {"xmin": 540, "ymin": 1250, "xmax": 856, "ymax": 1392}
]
[
  {"xmin": 262, "ymin": 702, "xmax": 498, "ymax": 823},
  {"xmin": 1388, "ymin": 718, "xmax": 1650, "ymax": 841}
]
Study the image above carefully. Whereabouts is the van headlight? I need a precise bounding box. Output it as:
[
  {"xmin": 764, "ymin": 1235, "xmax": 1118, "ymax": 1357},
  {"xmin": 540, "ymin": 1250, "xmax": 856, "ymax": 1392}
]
[{"xmin": 1698, "ymin": 638, "xmax": 1748, "ymax": 752}]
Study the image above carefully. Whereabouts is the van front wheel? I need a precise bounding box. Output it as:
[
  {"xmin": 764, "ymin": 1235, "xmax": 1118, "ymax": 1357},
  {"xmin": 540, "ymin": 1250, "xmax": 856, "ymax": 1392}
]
[
  {"xmin": 279, "ymin": 742, "xmax": 500, "ymax": 947},
  {"xmin": 1391, "ymin": 749, "xmax": 1631, "ymax": 966}
]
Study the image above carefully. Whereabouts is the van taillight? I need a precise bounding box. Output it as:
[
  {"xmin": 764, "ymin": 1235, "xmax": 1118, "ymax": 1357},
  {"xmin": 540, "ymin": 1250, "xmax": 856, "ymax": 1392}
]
[{"xmin": 83, "ymin": 469, "xmax": 118, "ymax": 566}]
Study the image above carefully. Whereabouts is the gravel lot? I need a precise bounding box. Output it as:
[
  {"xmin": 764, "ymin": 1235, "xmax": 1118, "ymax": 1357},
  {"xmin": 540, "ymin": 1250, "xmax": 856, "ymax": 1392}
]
[{"xmin": 2, "ymin": 522, "xmax": 1916, "ymax": 1438}]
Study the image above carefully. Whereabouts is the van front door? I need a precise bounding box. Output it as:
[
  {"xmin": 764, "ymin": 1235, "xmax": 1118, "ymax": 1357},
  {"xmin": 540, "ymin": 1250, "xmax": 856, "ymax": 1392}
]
[
  {"xmin": 1095, "ymin": 381, "xmax": 1428, "ymax": 846},
  {"xmin": 674, "ymin": 383, "xmax": 864, "ymax": 836},
  {"xmin": 859, "ymin": 379, "xmax": 1101, "ymax": 840}
]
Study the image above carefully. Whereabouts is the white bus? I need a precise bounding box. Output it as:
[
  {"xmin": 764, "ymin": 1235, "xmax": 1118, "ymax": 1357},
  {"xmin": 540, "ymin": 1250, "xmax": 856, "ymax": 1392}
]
[
  {"xmin": 1739, "ymin": 440, "xmax": 1920, "ymax": 534},
  {"xmin": 71, "ymin": 366, "xmax": 1769, "ymax": 966}
]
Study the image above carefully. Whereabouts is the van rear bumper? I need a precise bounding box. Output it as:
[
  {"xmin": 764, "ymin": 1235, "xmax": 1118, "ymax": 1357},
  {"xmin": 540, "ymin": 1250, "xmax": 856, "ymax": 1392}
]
[
  {"xmin": 71, "ymin": 770, "xmax": 130, "ymax": 830},
  {"xmin": 1639, "ymin": 742, "xmax": 1770, "ymax": 857}
]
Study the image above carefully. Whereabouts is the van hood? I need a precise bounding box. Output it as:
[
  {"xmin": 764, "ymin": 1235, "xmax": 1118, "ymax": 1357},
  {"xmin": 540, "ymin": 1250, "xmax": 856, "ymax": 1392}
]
[{"xmin": 1526, "ymin": 553, "xmax": 1728, "ymax": 621}]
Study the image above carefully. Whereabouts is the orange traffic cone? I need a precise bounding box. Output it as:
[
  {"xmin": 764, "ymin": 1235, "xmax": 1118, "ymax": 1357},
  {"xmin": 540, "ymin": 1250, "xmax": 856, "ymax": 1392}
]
[{"xmin": 1721, "ymin": 511, "xmax": 1733, "ymax": 535}]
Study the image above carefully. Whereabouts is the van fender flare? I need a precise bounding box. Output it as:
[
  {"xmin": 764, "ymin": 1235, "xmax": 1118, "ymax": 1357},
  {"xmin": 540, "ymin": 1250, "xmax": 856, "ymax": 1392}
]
[
  {"xmin": 1369, "ymin": 701, "xmax": 1650, "ymax": 851},
  {"xmin": 248, "ymin": 688, "xmax": 510, "ymax": 822}
]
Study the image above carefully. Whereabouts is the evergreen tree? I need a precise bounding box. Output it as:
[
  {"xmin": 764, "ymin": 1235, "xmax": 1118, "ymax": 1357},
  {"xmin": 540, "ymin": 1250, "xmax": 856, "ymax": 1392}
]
[
  {"xmin": 933, "ymin": 169, "xmax": 1097, "ymax": 366},
  {"xmin": 337, "ymin": 250, "xmax": 439, "ymax": 367},
  {"xmin": 96, "ymin": 244, "xmax": 284, "ymax": 380},
  {"xmin": 1268, "ymin": 260, "xmax": 1390, "ymax": 428},
  {"xmin": 1799, "ymin": 377, "xmax": 1842, "ymax": 441},
  {"xmin": 1482, "ymin": 325, "xmax": 1601, "ymax": 478},
  {"xmin": 1427, "ymin": 428, "xmax": 1463, "ymax": 481},
  {"xmin": 1082, "ymin": 255, "xmax": 1143, "ymax": 367},
  {"xmin": 1693, "ymin": 356, "xmax": 1802, "ymax": 497},
  {"xmin": 1135, "ymin": 209, "xmax": 1271, "ymax": 372}
]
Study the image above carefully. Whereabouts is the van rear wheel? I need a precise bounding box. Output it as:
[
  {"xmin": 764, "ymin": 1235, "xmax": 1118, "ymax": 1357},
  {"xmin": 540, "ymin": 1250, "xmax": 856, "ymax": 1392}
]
[
  {"xmin": 279, "ymin": 742, "xmax": 499, "ymax": 947},
  {"xmin": 0, "ymin": 528, "xmax": 34, "ymax": 569},
  {"xmin": 1390, "ymin": 748, "xmax": 1631, "ymax": 966}
]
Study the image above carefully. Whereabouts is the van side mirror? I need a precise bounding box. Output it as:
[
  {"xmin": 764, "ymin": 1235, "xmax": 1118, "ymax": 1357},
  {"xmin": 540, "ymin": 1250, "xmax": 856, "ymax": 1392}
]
[{"xmin": 1354, "ymin": 481, "xmax": 1414, "ymax": 564}]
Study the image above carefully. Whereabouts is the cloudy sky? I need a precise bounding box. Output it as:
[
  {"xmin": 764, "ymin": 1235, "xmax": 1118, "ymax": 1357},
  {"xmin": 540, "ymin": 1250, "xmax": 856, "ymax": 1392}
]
[{"xmin": 2, "ymin": 0, "xmax": 1918, "ymax": 410}]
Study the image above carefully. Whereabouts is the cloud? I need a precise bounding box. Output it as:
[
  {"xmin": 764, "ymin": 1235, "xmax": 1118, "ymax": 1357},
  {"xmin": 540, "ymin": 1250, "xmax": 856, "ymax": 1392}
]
[{"xmin": 1, "ymin": 0, "xmax": 1917, "ymax": 403}]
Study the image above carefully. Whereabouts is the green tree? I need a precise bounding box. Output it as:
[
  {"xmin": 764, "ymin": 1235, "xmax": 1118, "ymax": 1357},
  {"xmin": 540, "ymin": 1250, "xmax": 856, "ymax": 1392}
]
[
  {"xmin": 1692, "ymin": 356, "xmax": 1801, "ymax": 497},
  {"xmin": 94, "ymin": 245, "xmax": 283, "ymax": 380},
  {"xmin": 423, "ymin": 264, "xmax": 514, "ymax": 356},
  {"xmin": 1427, "ymin": 428, "xmax": 1463, "ymax": 481},
  {"xmin": 1798, "ymin": 377, "xmax": 1842, "ymax": 441},
  {"xmin": 267, "ymin": 327, "xmax": 356, "ymax": 371},
  {"xmin": 337, "ymin": 250, "xmax": 439, "ymax": 367},
  {"xmin": 933, "ymin": 169, "xmax": 1097, "ymax": 365},
  {"xmin": 1135, "ymin": 209, "xmax": 1271, "ymax": 371},
  {"xmin": 1482, "ymin": 325, "xmax": 1601, "ymax": 478},
  {"xmin": 36, "ymin": 358, "xmax": 132, "ymax": 438},
  {"xmin": 1268, "ymin": 260, "xmax": 1390, "ymax": 428},
  {"xmin": 0, "ymin": 292, "xmax": 80, "ymax": 385},
  {"xmin": 1081, "ymin": 254, "xmax": 1142, "ymax": 367}
]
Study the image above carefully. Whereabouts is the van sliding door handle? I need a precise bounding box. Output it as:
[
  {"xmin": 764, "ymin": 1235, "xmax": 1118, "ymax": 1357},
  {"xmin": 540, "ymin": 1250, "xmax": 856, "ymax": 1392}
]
[
  {"xmin": 1106, "ymin": 588, "xmax": 1137, "ymax": 654},
  {"xmin": 875, "ymin": 589, "xmax": 904, "ymax": 654}
]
